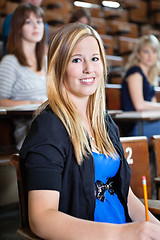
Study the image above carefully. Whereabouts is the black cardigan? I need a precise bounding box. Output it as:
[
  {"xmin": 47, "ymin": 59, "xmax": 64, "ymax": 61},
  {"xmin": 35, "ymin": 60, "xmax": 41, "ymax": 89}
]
[{"xmin": 20, "ymin": 107, "xmax": 132, "ymax": 222}]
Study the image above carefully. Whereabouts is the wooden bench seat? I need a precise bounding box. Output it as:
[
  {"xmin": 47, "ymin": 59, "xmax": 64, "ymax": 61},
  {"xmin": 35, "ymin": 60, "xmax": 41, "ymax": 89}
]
[
  {"xmin": 121, "ymin": 136, "xmax": 160, "ymax": 216},
  {"xmin": 150, "ymin": 135, "xmax": 160, "ymax": 199},
  {"xmin": 10, "ymin": 154, "xmax": 42, "ymax": 239}
]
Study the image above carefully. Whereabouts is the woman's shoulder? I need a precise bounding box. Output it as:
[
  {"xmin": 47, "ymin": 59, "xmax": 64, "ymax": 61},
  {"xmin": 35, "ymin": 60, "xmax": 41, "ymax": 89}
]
[
  {"xmin": 0, "ymin": 54, "xmax": 19, "ymax": 66},
  {"xmin": 126, "ymin": 65, "xmax": 142, "ymax": 75},
  {"xmin": 20, "ymin": 106, "xmax": 70, "ymax": 160},
  {"xmin": 34, "ymin": 106, "xmax": 68, "ymax": 134}
]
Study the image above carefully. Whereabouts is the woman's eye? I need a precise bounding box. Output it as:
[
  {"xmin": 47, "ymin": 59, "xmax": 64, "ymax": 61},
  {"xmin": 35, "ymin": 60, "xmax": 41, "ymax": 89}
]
[
  {"xmin": 37, "ymin": 19, "xmax": 43, "ymax": 24},
  {"xmin": 92, "ymin": 57, "xmax": 99, "ymax": 61},
  {"xmin": 152, "ymin": 49, "xmax": 157, "ymax": 54},
  {"xmin": 25, "ymin": 20, "xmax": 31, "ymax": 24},
  {"xmin": 72, "ymin": 58, "xmax": 81, "ymax": 63},
  {"xmin": 143, "ymin": 50, "xmax": 149, "ymax": 54}
]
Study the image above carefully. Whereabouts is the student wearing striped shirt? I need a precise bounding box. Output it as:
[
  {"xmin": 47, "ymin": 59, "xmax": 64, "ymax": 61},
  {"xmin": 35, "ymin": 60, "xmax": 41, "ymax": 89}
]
[{"xmin": 0, "ymin": 3, "xmax": 47, "ymax": 149}]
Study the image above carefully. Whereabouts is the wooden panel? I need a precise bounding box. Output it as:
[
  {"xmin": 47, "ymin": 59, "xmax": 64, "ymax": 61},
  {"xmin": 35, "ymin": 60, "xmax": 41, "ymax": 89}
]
[
  {"xmin": 106, "ymin": 55, "xmax": 123, "ymax": 68},
  {"xmin": 100, "ymin": 34, "xmax": 114, "ymax": 55},
  {"xmin": 43, "ymin": 0, "xmax": 70, "ymax": 25},
  {"xmin": 0, "ymin": 0, "xmax": 5, "ymax": 8},
  {"xmin": 155, "ymin": 12, "xmax": 160, "ymax": 25},
  {"xmin": 129, "ymin": 1, "xmax": 148, "ymax": 23},
  {"xmin": 0, "ymin": 0, "xmax": 5, "ymax": 15},
  {"xmin": 117, "ymin": 36, "xmax": 138, "ymax": 55},
  {"xmin": 105, "ymin": 83, "xmax": 122, "ymax": 110},
  {"xmin": 108, "ymin": 73, "xmax": 123, "ymax": 85},
  {"xmin": 0, "ymin": 16, "xmax": 5, "ymax": 41},
  {"xmin": 107, "ymin": 20, "xmax": 138, "ymax": 38},
  {"xmin": 42, "ymin": 0, "xmax": 67, "ymax": 6},
  {"xmin": 150, "ymin": 0, "xmax": 160, "ymax": 11},
  {"xmin": 90, "ymin": 5, "xmax": 103, "ymax": 18},
  {"xmin": 71, "ymin": 5, "xmax": 103, "ymax": 18},
  {"xmin": 155, "ymin": 87, "xmax": 160, "ymax": 103},
  {"xmin": 49, "ymin": 25, "xmax": 64, "ymax": 40},
  {"xmin": 150, "ymin": 135, "xmax": 160, "ymax": 199},
  {"xmin": 103, "ymin": 8, "xmax": 128, "ymax": 22},
  {"xmin": 141, "ymin": 26, "xmax": 160, "ymax": 41},
  {"xmin": 5, "ymin": 1, "xmax": 18, "ymax": 15},
  {"xmin": 10, "ymin": 154, "xmax": 42, "ymax": 239},
  {"xmin": 121, "ymin": 0, "xmax": 140, "ymax": 10},
  {"xmin": 91, "ymin": 17, "xmax": 106, "ymax": 34},
  {"xmin": 150, "ymin": 135, "xmax": 160, "ymax": 178},
  {"xmin": 121, "ymin": 136, "xmax": 152, "ymax": 199},
  {"xmin": 45, "ymin": 10, "xmax": 69, "ymax": 25}
]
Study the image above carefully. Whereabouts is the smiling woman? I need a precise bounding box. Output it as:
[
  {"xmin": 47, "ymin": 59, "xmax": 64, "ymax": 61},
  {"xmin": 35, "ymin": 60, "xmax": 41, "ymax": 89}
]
[{"xmin": 19, "ymin": 23, "xmax": 160, "ymax": 240}]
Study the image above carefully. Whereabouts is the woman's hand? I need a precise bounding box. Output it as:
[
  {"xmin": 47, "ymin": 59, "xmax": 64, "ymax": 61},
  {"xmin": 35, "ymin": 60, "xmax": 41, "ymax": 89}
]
[{"xmin": 119, "ymin": 221, "xmax": 160, "ymax": 240}]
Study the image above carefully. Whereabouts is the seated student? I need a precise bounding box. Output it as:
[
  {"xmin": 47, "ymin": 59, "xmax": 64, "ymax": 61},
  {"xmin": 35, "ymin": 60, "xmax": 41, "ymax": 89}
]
[
  {"xmin": 0, "ymin": 3, "xmax": 47, "ymax": 149},
  {"xmin": 20, "ymin": 23, "xmax": 160, "ymax": 240},
  {"xmin": 2, "ymin": 0, "xmax": 49, "ymax": 56},
  {"xmin": 69, "ymin": 7, "xmax": 91, "ymax": 25},
  {"xmin": 121, "ymin": 34, "xmax": 160, "ymax": 139}
]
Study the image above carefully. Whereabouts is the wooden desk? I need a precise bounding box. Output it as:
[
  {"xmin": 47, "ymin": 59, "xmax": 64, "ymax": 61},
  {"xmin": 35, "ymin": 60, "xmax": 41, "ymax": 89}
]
[
  {"xmin": 108, "ymin": 110, "xmax": 122, "ymax": 116},
  {"xmin": 113, "ymin": 111, "xmax": 160, "ymax": 136},
  {"xmin": 114, "ymin": 111, "xmax": 160, "ymax": 121},
  {"xmin": 0, "ymin": 103, "xmax": 40, "ymax": 117}
]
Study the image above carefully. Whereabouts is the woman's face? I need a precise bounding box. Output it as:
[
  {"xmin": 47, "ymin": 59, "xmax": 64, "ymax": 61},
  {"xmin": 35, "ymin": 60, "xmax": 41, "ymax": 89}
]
[
  {"xmin": 137, "ymin": 44, "xmax": 158, "ymax": 68},
  {"xmin": 21, "ymin": 12, "xmax": 44, "ymax": 44},
  {"xmin": 63, "ymin": 36, "xmax": 103, "ymax": 103}
]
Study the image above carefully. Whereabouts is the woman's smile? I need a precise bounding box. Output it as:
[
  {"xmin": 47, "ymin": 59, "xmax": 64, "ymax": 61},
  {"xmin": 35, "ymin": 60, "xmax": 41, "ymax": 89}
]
[{"xmin": 79, "ymin": 77, "xmax": 95, "ymax": 84}]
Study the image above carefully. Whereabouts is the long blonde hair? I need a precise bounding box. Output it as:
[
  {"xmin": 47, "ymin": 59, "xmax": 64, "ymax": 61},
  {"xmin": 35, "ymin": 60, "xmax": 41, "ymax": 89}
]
[
  {"xmin": 124, "ymin": 34, "xmax": 160, "ymax": 85},
  {"xmin": 47, "ymin": 23, "xmax": 115, "ymax": 164}
]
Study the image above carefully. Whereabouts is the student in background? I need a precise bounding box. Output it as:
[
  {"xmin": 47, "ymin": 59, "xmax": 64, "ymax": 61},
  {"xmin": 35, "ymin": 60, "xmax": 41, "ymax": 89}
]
[
  {"xmin": 121, "ymin": 34, "xmax": 160, "ymax": 139},
  {"xmin": 2, "ymin": 0, "xmax": 49, "ymax": 56},
  {"xmin": 69, "ymin": 8, "xmax": 91, "ymax": 25},
  {"xmin": 0, "ymin": 3, "xmax": 47, "ymax": 149},
  {"xmin": 20, "ymin": 23, "xmax": 160, "ymax": 240}
]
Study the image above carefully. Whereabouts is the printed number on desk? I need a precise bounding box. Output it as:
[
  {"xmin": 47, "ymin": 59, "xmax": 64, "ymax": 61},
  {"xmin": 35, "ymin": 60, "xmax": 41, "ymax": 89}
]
[{"xmin": 125, "ymin": 147, "xmax": 133, "ymax": 164}]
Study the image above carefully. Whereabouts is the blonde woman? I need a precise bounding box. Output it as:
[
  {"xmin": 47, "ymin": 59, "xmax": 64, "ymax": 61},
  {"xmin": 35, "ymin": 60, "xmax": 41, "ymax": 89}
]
[
  {"xmin": 122, "ymin": 34, "xmax": 160, "ymax": 139},
  {"xmin": 20, "ymin": 24, "xmax": 160, "ymax": 240}
]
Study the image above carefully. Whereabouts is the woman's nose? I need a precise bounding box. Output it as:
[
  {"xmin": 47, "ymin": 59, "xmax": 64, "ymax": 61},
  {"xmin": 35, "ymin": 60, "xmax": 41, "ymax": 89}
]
[
  {"xmin": 33, "ymin": 22, "xmax": 38, "ymax": 28},
  {"xmin": 82, "ymin": 60, "xmax": 93, "ymax": 74}
]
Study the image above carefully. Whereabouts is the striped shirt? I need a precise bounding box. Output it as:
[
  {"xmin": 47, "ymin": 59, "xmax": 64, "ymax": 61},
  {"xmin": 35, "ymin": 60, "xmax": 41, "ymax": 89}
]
[{"xmin": 0, "ymin": 54, "xmax": 47, "ymax": 101}]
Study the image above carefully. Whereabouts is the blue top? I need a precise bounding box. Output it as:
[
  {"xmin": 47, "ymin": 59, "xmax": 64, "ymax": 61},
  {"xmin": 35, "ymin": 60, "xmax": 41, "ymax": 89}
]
[
  {"xmin": 121, "ymin": 66, "xmax": 155, "ymax": 111},
  {"xmin": 2, "ymin": 12, "xmax": 50, "ymax": 56},
  {"xmin": 93, "ymin": 152, "xmax": 126, "ymax": 223}
]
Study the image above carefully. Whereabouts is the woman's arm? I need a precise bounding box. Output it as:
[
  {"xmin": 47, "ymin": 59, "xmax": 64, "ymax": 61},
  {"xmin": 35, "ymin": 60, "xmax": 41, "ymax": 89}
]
[
  {"xmin": 127, "ymin": 73, "xmax": 160, "ymax": 111},
  {"xmin": 28, "ymin": 190, "xmax": 114, "ymax": 240},
  {"xmin": 28, "ymin": 189, "xmax": 160, "ymax": 240},
  {"xmin": 0, "ymin": 98, "xmax": 44, "ymax": 107}
]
